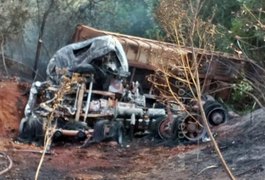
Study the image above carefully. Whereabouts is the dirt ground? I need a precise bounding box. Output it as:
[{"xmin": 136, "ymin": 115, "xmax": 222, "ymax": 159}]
[{"xmin": 0, "ymin": 79, "xmax": 265, "ymax": 180}]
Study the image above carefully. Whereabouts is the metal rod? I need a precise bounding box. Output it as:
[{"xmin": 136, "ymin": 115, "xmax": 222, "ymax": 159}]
[
  {"xmin": 75, "ymin": 83, "xmax": 86, "ymax": 121},
  {"xmin": 84, "ymin": 74, "xmax": 94, "ymax": 120},
  {"xmin": 73, "ymin": 84, "xmax": 80, "ymax": 112}
]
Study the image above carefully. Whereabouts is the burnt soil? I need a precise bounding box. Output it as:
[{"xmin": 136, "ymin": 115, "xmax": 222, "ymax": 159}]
[{"xmin": 0, "ymin": 78, "xmax": 265, "ymax": 180}]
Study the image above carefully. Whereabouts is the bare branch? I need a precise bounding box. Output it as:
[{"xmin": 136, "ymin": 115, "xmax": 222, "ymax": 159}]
[
  {"xmin": 154, "ymin": 0, "xmax": 236, "ymax": 179},
  {"xmin": 0, "ymin": 34, "xmax": 9, "ymax": 76}
]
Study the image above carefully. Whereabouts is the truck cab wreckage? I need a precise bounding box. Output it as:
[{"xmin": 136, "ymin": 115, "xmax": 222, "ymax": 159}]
[{"xmin": 18, "ymin": 26, "xmax": 235, "ymax": 148}]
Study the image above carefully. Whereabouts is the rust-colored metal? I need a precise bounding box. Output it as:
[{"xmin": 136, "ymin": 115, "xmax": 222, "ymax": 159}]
[
  {"xmin": 55, "ymin": 129, "xmax": 93, "ymax": 137},
  {"xmin": 72, "ymin": 25, "xmax": 249, "ymax": 98},
  {"xmin": 88, "ymin": 90, "xmax": 116, "ymax": 98}
]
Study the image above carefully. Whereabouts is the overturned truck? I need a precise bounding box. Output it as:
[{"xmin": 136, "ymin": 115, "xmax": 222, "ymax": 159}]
[
  {"xmin": 73, "ymin": 25, "xmax": 248, "ymax": 100},
  {"xmin": 18, "ymin": 25, "xmax": 241, "ymax": 147}
]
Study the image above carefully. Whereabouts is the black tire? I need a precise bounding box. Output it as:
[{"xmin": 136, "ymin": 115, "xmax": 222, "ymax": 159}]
[
  {"xmin": 151, "ymin": 116, "xmax": 166, "ymax": 139},
  {"xmin": 76, "ymin": 130, "xmax": 87, "ymax": 141},
  {"xmin": 18, "ymin": 116, "xmax": 44, "ymax": 144},
  {"xmin": 151, "ymin": 116, "xmax": 176, "ymax": 140},
  {"xmin": 52, "ymin": 130, "xmax": 63, "ymax": 141},
  {"xmin": 204, "ymin": 101, "xmax": 227, "ymax": 126}
]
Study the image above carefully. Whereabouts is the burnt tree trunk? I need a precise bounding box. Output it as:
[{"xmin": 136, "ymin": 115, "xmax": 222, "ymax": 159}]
[{"xmin": 32, "ymin": 0, "xmax": 55, "ymax": 79}]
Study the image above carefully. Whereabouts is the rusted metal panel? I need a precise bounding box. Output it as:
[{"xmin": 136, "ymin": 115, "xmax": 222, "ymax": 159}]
[
  {"xmin": 72, "ymin": 25, "xmax": 187, "ymax": 70},
  {"xmin": 72, "ymin": 25, "xmax": 251, "ymax": 99},
  {"xmin": 72, "ymin": 25, "xmax": 245, "ymax": 82}
]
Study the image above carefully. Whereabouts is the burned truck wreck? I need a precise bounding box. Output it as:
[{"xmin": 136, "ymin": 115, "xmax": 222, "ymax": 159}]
[{"xmin": 18, "ymin": 34, "xmax": 228, "ymax": 147}]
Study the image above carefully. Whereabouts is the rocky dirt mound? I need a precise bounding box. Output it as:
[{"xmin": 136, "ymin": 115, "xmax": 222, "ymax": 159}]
[{"xmin": 0, "ymin": 79, "xmax": 27, "ymax": 138}]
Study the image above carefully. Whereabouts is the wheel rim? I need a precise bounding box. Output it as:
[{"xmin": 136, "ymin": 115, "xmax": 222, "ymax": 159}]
[
  {"xmin": 207, "ymin": 108, "xmax": 227, "ymax": 126},
  {"xmin": 180, "ymin": 114, "xmax": 206, "ymax": 141},
  {"xmin": 158, "ymin": 117, "xmax": 173, "ymax": 140}
]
